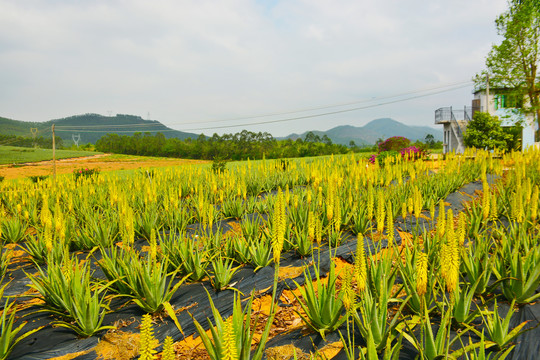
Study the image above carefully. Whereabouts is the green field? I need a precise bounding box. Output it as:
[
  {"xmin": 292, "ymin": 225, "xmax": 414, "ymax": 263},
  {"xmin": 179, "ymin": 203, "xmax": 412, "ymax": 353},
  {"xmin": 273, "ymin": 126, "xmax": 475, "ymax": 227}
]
[{"xmin": 0, "ymin": 145, "xmax": 100, "ymax": 165}]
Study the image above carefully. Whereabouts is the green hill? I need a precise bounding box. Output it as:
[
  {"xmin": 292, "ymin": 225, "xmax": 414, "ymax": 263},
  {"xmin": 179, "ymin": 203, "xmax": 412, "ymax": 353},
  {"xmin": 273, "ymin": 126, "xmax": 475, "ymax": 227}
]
[
  {"xmin": 0, "ymin": 116, "xmax": 46, "ymax": 137},
  {"xmin": 0, "ymin": 114, "xmax": 200, "ymax": 144}
]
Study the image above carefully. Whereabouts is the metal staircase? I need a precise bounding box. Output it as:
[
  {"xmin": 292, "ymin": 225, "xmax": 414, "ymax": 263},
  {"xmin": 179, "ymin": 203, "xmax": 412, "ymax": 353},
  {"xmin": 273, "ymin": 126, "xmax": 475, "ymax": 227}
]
[{"xmin": 434, "ymin": 106, "xmax": 472, "ymax": 154}]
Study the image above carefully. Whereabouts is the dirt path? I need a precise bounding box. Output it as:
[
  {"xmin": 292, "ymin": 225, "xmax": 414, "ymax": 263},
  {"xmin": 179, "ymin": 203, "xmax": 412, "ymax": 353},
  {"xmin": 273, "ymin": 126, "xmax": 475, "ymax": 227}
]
[{"xmin": 0, "ymin": 154, "xmax": 209, "ymax": 179}]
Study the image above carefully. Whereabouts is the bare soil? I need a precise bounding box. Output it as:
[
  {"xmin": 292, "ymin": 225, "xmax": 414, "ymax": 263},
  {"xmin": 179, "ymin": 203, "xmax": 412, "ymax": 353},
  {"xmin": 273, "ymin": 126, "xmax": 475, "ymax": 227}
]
[{"xmin": 0, "ymin": 154, "xmax": 209, "ymax": 179}]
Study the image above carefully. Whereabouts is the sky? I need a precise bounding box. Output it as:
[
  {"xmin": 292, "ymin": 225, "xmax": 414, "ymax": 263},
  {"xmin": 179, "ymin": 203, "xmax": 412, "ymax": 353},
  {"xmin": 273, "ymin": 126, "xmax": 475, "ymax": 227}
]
[{"xmin": 0, "ymin": 0, "xmax": 509, "ymax": 137}]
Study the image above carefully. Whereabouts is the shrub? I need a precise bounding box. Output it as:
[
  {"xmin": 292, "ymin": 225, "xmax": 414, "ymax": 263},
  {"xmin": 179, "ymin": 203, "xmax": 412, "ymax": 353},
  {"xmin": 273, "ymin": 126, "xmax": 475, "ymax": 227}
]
[
  {"xmin": 211, "ymin": 156, "xmax": 228, "ymax": 173},
  {"xmin": 73, "ymin": 168, "xmax": 100, "ymax": 180},
  {"xmin": 28, "ymin": 175, "xmax": 48, "ymax": 183},
  {"xmin": 378, "ymin": 136, "xmax": 411, "ymax": 153}
]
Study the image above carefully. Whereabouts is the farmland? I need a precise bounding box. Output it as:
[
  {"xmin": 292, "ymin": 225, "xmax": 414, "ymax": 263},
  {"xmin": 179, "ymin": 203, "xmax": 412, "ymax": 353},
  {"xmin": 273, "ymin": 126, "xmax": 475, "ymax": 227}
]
[
  {"xmin": 0, "ymin": 149, "xmax": 539, "ymax": 359},
  {"xmin": 0, "ymin": 145, "xmax": 99, "ymax": 166}
]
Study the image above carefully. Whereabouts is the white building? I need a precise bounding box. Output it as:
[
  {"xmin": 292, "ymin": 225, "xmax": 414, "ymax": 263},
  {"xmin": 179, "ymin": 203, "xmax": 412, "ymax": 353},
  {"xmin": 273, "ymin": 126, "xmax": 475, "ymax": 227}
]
[{"xmin": 435, "ymin": 88, "xmax": 538, "ymax": 153}]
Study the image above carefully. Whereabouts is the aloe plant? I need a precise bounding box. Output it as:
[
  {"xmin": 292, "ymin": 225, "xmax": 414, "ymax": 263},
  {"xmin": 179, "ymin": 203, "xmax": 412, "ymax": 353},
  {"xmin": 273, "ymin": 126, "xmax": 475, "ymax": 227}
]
[
  {"xmin": 461, "ymin": 238, "xmax": 494, "ymax": 296},
  {"xmin": 230, "ymin": 233, "xmax": 251, "ymax": 264},
  {"xmin": 292, "ymin": 260, "xmax": 346, "ymax": 340},
  {"xmin": 452, "ymin": 279, "xmax": 481, "ymax": 325},
  {"xmin": 353, "ymin": 278, "xmax": 409, "ymax": 353},
  {"xmin": 98, "ymin": 245, "xmax": 137, "ymax": 295},
  {"xmin": 349, "ymin": 203, "xmax": 371, "ymax": 235},
  {"xmin": 192, "ymin": 290, "xmax": 275, "ymax": 360},
  {"xmin": 51, "ymin": 265, "xmax": 116, "ymax": 337},
  {"xmin": 0, "ymin": 283, "xmax": 43, "ymax": 360},
  {"xmin": 27, "ymin": 254, "xmax": 115, "ymax": 337},
  {"xmin": 248, "ymin": 237, "xmax": 273, "ymax": 271},
  {"xmin": 291, "ymin": 223, "xmax": 312, "ymax": 257},
  {"xmin": 402, "ymin": 303, "xmax": 476, "ymax": 360},
  {"xmin": 240, "ymin": 215, "xmax": 262, "ymax": 242},
  {"xmin": 159, "ymin": 234, "xmax": 208, "ymax": 281},
  {"xmin": 479, "ymin": 300, "xmax": 530, "ymax": 351},
  {"xmin": 494, "ymin": 235, "xmax": 540, "ymax": 304},
  {"xmin": 135, "ymin": 205, "xmax": 162, "ymax": 241},
  {"xmin": 397, "ymin": 248, "xmax": 436, "ymax": 315},
  {"xmin": 0, "ymin": 217, "xmax": 28, "ymax": 243},
  {"xmin": 120, "ymin": 252, "xmax": 189, "ymax": 314},
  {"xmin": 0, "ymin": 249, "xmax": 10, "ymax": 280},
  {"xmin": 207, "ymin": 256, "xmax": 240, "ymax": 291},
  {"xmin": 221, "ymin": 198, "xmax": 246, "ymax": 219}
]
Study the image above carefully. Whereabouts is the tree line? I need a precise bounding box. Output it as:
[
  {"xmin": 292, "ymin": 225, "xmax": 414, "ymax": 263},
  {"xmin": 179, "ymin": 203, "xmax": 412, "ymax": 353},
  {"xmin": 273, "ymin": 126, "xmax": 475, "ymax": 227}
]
[
  {"xmin": 95, "ymin": 130, "xmax": 352, "ymax": 160},
  {"xmin": 0, "ymin": 134, "xmax": 63, "ymax": 149}
]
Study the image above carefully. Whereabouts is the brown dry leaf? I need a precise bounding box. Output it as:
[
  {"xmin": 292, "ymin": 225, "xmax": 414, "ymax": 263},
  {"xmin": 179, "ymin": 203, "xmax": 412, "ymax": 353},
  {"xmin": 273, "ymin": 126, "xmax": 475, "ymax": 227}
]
[{"xmin": 94, "ymin": 330, "xmax": 140, "ymax": 360}]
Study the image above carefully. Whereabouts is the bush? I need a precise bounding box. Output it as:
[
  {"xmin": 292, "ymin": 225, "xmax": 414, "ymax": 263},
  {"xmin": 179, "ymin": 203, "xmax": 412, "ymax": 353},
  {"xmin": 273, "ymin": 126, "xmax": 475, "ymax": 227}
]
[
  {"xmin": 28, "ymin": 175, "xmax": 48, "ymax": 183},
  {"xmin": 378, "ymin": 136, "xmax": 411, "ymax": 153},
  {"xmin": 73, "ymin": 168, "xmax": 100, "ymax": 180},
  {"xmin": 211, "ymin": 157, "xmax": 228, "ymax": 174}
]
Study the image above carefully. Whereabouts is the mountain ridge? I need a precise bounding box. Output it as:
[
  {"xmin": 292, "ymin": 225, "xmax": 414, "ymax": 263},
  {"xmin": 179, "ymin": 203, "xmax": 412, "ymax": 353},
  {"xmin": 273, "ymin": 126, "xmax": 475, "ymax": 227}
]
[
  {"xmin": 282, "ymin": 118, "xmax": 443, "ymax": 145},
  {"xmin": 1, "ymin": 114, "xmax": 442, "ymax": 146}
]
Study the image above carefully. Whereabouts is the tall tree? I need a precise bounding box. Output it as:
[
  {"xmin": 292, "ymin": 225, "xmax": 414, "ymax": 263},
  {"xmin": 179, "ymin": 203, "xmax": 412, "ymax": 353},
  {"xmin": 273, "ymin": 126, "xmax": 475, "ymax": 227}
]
[{"xmin": 476, "ymin": 0, "xmax": 540, "ymax": 138}]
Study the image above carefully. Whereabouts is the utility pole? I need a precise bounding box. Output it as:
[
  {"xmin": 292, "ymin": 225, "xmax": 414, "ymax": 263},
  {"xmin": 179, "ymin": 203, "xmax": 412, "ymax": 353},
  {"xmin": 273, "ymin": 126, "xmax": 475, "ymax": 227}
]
[
  {"xmin": 486, "ymin": 74, "xmax": 490, "ymax": 114},
  {"xmin": 30, "ymin": 128, "xmax": 38, "ymax": 148},
  {"xmin": 52, "ymin": 124, "xmax": 56, "ymax": 181}
]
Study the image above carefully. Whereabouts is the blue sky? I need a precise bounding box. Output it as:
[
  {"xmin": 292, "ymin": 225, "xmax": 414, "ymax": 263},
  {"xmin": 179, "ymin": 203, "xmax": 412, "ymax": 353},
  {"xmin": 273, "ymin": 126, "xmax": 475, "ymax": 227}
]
[{"xmin": 0, "ymin": 0, "xmax": 508, "ymax": 136}]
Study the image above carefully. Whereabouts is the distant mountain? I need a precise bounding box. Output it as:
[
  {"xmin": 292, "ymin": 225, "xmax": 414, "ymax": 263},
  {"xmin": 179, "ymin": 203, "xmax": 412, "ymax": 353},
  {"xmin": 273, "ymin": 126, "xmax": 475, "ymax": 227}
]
[
  {"xmin": 0, "ymin": 114, "xmax": 200, "ymax": 144},
  {"xmin": 283, "ymin": 118, "xmax": 443, "ymax": 145}
]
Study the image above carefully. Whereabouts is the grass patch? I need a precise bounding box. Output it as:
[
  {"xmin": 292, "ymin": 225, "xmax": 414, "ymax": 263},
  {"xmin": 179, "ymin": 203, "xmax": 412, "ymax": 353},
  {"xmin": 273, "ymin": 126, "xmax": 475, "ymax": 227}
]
[{"xmin": 0, "ymin": 146, "xmax": 101, "ymax": 165}]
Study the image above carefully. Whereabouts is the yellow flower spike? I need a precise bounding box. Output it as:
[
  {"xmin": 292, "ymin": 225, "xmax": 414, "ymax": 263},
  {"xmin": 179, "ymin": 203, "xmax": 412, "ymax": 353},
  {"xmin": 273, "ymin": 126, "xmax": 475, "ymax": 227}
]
[
  {"xmin": 367, "ymin": 183, "xmax": 374, "ymax": 220},
  {"xmin": 401, "ymin": 202, "xmax": 407, "ymax": 221},
  {"xmin": 407, "ymin": 197, "xmax": 413, "ymax": 215},
  {"xmin": 386, "ymin": 201, "xmax": 394, "ymax": 248},
  {"xmin": 482, "ymin": 182, "xmax": 490, "ymax": 220},
  {"xmin": 354, "ymin": 234, "xmax": 367, "ymax": 293},
  {"xmin": 139, "ymin": 314, "xmax": 157, "ymax": 360},
  {"xmin": 510, "ymin": 193, "xmax": 518, "ymax": 221},
  {"xmin": 315, "ymin": 216, "xmax": 322, "ymax": 246},
  {"xmin": 416, "ymin": 252, "xmax": 428, "ymax": 297},
  {"xmin": 317, "ymin": 186, "xmax": 323, "ymax": 208},
  {"xmin": 308, "ymin": 211, "xmax": 315, "ymax": 241},
  {"xmin": 429, "ymin": 202, "xmax": 435, "ymax": 221},
  {"xmin": 437, "ymin": 200, "xmax": 445, "ymax": 239},
  {"xmin": 222, "ymin": 317, "xmax": 238, "ymax": 360},
  {"xmin": 490, "ymin": 190, "xmax": 498, "ymax": 221},
  {"xmin": 531, "ymin": 186, "xmax": 539, "ymax": 221},
  {"xmin": 149, "ymin": 229, "xmax": 157, "ymax": 261},
  {"xmin": 342, "ymin": 272, "xmax": 355, "ymax": 313},
  {"xmin": 376, "ymin": 191, "xmax": 385, "ymax": 234},
  {"xmin": 457, "ymin": 212, "xmax": 466, "ymax": 246},
  {"xmin": 440, "ymin": 243, "xmax": 450, "ymax": 281},
  {"xmin": 271, "ymin": 188, "xmax": 285, "ymax": 265},
  {"xmin": 334, "ymin": 197, "xmax": 341, "ymax": 233}
]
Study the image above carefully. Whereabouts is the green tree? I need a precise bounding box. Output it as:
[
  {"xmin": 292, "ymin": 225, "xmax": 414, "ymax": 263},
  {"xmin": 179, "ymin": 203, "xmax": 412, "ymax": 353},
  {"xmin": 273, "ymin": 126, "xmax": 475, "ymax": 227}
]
[
  {"xmin": 464, "ymin": 112, "xmax": 512, "ymax": 150},
  {"xmin": 475, "ymin": 0, "xmax": 540, "ymax": 138},
  {"xmin": 425, "ymin": 134, "xmax": 435, "ymax": 148}
]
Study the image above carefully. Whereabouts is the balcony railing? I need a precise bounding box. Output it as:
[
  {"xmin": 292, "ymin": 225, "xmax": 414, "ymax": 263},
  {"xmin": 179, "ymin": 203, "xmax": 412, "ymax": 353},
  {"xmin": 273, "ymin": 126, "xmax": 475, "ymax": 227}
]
[{"xmin": 435, "ymin": 106, "xmax": 473, "ymax": 124}]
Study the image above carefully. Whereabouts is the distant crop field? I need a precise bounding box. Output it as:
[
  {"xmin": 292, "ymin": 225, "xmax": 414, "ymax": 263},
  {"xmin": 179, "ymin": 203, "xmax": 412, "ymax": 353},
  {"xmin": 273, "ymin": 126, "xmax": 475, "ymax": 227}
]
[{"xmin": 0, "ymin": 145, "xmax": 100, "ymax": 165}]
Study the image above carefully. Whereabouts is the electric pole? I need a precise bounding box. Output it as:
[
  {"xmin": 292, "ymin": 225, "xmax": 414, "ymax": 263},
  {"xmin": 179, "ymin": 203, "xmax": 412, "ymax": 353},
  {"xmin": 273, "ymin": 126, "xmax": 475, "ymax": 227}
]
[{"xmin": 52, "ymin": 124, "xmax": 56, "ymax": 181}]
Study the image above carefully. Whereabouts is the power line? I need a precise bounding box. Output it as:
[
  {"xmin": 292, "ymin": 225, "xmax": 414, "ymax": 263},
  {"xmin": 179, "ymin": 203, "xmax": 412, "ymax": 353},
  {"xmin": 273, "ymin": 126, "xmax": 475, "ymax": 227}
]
[
  {"xmin": 55, "ymin": 82, "xmax": 471, "ymax": 133},
  {"xmin": 55, "ymin": 80, "xmax": 473, "ymax": 131}
]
